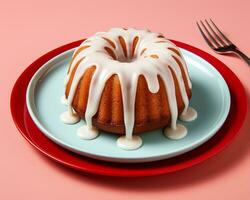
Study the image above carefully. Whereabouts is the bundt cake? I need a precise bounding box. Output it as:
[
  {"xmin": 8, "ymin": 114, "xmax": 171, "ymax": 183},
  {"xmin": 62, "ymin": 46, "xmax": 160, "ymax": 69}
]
[{"xmin": 60, "ymin": 28, "xmax": 197, "ymax": 150}]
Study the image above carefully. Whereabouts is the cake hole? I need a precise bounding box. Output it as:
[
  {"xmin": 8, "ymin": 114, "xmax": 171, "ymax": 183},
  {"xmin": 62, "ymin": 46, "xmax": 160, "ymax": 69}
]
[
  {"xmin": 118, "ymin": 36, "xmax": 128, "ymax": 58},
  {"xmin": 150, "ymin": 54, "xmax": 159, "ymax": 59},
  {"xmin": 104, "ymin": 46, "xmax": 117, "ymax": 60},
  {"xmin": 108, "ymin": 35, "xmax": 139, "ymax": 63},
  {"xmin": 158, "ymin": 35, "xmax": 165, "ymax": 38},
  {"xmin": 131, "ymin": 36, "xmax": 139, "ymax": 57},
  {"xmin": 140, "ymin": 48, "xmax": 147, "ymax": 56},
  {"xmin": 102, "ymin": 37, "xmax": 116, "ymax": 49},
  {"xmin": 168, "ymin": 47, "xmax": 181, "ymax": 56}
]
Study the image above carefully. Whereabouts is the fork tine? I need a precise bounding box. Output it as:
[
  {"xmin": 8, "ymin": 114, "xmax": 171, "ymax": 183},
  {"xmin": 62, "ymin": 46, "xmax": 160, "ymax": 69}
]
[
  {"xmin": 196, "ymin": 22, "xmax": 215, "ymax": 49},
  {"xmin": 209, "ymin": 19, "xmax": 233, "ymax": 45},
  {"xmin": 205, "ymin": 19, "xmax": 226, "ymax": 46},
  {"xmin": 200, "ymin": 20, "xmax": 220, "ymax": 47}
]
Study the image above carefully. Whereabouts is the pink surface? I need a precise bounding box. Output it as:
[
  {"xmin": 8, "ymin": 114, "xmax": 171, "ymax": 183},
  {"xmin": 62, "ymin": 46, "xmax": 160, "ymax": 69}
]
[{"xmin": 1, "ymin": 0, "xmax": 250, "ymax": 199}]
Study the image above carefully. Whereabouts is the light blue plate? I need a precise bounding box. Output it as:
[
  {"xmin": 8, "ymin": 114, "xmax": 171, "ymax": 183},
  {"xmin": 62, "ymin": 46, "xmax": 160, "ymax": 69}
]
[{"xmin": 26, "ymin": 48, "xmax": 231, "ymax": 163}]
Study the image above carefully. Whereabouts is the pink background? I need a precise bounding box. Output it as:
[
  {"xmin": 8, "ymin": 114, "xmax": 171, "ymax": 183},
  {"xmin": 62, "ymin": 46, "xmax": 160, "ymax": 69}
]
[{"xmin": 1, "ymin": 0, "xmax": 250, "ymax": 199}]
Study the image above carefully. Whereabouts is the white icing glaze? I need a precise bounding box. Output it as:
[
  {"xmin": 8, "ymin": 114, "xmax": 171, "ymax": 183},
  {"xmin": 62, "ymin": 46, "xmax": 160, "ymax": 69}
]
[
  {"xmin": 179, "ymin": 107, "xmax": 198, "ymax": 122},
  {"xmin": 66, "ymin": 28, "xmax": 192, "ymax": 141},
  {"xmin": 77, "ymin": 125, "xmax": 99, "ymax": 140},
  {"xmin": 164, "ymin": 124, "xmax": 187, "ymax": 140},
  {"xmin": 61, "ymin": 95, "xmax": 68, "ymax": 105},
  {"xmin": 117, "ymin": 135, "xmax": 143, "ymax": 150},
  {"xmin": 60, "ymin": 108, "xmax": 80, "ymax": 124}
]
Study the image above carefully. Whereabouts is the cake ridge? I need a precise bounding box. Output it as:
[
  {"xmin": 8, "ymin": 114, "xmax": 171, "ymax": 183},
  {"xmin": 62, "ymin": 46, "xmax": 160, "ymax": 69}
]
[{"xmin": 65, "ymin": 28, "xmax": 192, "ymax": 140}]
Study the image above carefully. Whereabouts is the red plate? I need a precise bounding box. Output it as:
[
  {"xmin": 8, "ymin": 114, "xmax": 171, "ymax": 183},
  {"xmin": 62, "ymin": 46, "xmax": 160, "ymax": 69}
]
[{"xmin": 10, "ymin": 40, "xmax": 247, "ymax": 177}]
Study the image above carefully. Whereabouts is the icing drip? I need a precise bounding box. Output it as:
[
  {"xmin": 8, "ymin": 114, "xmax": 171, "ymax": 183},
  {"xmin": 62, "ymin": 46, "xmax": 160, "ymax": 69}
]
[
  {"xmin": 61, "ymin": 95, "xmax": 68, "ymax": 105},
  {"xmin": 60, "ymin": 28, "xmax": 197, "ymax": 149},
  {"xmin": 164, "ymin": 124, "xmax": 187, "ymax": 140},
  {"xmin": 66, "ymin": 28, "xmax": 192, "ymax": 140},
  {"xmin": 117, "ymin": 135, "xmax": 143, "ymax": 150},
  {"xmin": 60, "ymin": 107, "xmax": 80, "ymax": 124},
  {"xmin": 77, "ymin": 125, "xmax": 99, "ymax": 140},
  {"xmin": 179, "ymin": 107, "xmax": 198, "ymax": 122}
]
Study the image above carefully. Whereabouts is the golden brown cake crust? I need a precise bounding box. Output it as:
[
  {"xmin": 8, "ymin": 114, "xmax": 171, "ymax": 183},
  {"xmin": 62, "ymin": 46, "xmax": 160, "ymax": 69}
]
[
  {"xmin": 65, "ymin": 29, "xmax": 192, "ymax": 135},
  {"xmin": 65, "ymin": 63, "xmax": 191, "ymax": 135}
]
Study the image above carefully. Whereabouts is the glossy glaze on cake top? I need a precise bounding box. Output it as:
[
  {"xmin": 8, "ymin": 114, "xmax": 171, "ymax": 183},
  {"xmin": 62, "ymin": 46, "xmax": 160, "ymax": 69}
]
[{"xmin": 62, "ymin": 28, "xmax": 196, "ymax": 150}]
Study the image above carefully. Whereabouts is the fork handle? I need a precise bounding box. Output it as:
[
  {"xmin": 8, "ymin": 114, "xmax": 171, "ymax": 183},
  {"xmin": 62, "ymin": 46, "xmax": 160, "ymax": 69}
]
[{"xmin": 233, "ymin": 49, "xmax": 250, "ymax": 66}]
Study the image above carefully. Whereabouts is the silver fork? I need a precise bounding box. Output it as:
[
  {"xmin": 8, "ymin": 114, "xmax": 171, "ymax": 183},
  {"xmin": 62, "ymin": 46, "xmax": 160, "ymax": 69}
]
[{"xmin": 197, "ymin": 19, "xmax": 250, "ymax": 66}]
